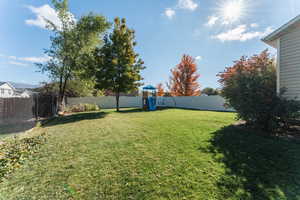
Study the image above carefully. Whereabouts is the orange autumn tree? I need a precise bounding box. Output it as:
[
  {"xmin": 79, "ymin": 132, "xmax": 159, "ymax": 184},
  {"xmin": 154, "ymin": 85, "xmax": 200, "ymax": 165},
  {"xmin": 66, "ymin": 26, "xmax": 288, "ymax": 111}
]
[
  {"xmin": 168, "ymin": 55, "xmax": 201, "ymax": 96},
  {"xmin": 156, "ymin": 83, "xmax": 164, "ymax": 96}
]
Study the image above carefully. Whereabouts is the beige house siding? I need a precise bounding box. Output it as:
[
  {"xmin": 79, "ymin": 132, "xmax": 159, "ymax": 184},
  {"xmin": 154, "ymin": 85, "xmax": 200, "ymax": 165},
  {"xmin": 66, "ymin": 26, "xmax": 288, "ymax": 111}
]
[{"xmin": 279, "ymin": 26, "xmax": 300, "ymax": 99}]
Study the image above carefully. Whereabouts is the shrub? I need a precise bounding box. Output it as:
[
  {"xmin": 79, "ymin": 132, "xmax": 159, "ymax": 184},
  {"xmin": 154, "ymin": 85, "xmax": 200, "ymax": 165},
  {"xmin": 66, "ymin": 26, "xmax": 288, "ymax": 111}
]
[
  {"xmin": 0, "ymin": 133, "xmax": 47, "ymax": 181},
  {"xmin": 218, "ymin": 50, "xmax": 300, "ymax": 133},
  {"xmin": 66, "ymin": 104, "xmax": 100, "ymax": 113},
  {"xmin": 271, "ymin": 94, "xmax": 300, "ymax": 130},
  {"xmin": 84, "ymin": 103, "xmax": 100, "ymax": 112}
]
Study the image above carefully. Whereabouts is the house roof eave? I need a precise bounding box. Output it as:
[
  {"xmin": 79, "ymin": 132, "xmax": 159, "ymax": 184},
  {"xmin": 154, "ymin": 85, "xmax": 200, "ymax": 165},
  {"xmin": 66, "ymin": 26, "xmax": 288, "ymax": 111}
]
[
  {"xmin": 262, "ymin": 14, "xmax": 300, "ymax": 45},
  {"xmin": 0, "ymin": 82, "xmax": 16, "ymax": 91}
]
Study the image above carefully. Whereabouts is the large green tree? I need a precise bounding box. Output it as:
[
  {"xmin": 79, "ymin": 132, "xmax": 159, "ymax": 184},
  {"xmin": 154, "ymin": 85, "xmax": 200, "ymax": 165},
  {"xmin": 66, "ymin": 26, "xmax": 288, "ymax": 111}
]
[
  {"xmin": 94, "ymin": 17, "xmax": 145, "ymax": 111},
  {"xmin": 38, "ymin": 0, "xmax": 110, "ymax": 111}
]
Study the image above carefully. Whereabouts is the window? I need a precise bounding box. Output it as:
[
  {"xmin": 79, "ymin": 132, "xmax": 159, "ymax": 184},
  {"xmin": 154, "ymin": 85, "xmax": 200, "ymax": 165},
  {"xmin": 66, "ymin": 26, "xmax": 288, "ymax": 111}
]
[{"xmin": 0, "ymin": 89, "xmax": 4, "ymax": 95}]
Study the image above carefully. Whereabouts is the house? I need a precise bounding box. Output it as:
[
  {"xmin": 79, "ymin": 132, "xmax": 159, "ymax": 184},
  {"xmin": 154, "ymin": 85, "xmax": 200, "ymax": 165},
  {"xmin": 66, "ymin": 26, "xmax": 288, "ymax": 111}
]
[
  {"xmin": 0, "ymin": 82, "xmax": 15, "ymax": 98},
  {"xmin": 0, "ymin": 82, "xmax": 35, "ymax": 98},
  {"xmin": 262, "ymin": 15, "xmax": 300, "ymax": 99},
  {"xmin": 14, "ymin": 89, "xmax": 33, "ymax": 98}
]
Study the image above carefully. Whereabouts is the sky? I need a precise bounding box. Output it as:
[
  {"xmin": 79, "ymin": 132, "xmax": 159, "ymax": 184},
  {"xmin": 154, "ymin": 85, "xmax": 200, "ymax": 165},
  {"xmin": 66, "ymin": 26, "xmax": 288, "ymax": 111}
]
[{"xmin": 0, "ymin": 0, "xmax": 300, "ymax": 89}]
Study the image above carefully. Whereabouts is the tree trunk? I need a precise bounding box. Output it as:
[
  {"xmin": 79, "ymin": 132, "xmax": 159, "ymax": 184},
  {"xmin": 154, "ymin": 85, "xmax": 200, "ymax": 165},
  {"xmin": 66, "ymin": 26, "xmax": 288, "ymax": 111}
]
[
  {"xmin": 58, "ymin": 76, "xmax": 69, "ymax": 113},
  {"xmin": 57, "ymin": 75, "xmax": 64, "ymax": 113},
  {"xmin": 116, "ymin": 92, "xmax": 120, "ymax": 112},
  {"xmin": 58, "ymin": 76, "xmax": 63, "ymax": 99}
]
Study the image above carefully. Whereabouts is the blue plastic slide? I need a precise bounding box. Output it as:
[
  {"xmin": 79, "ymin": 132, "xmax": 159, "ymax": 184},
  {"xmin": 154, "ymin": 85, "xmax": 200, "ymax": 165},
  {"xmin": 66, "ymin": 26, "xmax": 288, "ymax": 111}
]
[{"xmin": 148, "ymin": 96, "xmax": 156, "ymax": 111}]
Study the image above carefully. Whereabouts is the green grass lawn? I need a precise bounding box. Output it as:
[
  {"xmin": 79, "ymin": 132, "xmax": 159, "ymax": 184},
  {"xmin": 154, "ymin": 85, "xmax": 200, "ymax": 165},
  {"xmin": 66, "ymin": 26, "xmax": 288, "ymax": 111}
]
[{"xmin": 1, "ymin": 108, "xmax": 300, "ymax": 200}]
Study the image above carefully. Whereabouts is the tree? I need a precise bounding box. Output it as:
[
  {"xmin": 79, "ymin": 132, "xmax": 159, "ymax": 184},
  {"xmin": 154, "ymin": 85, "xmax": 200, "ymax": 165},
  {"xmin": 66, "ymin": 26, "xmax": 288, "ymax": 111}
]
[
  {"xmin": 218, "ymin": 50, "xmax": 300, "ymax": 132},
  {"xmin": 38, "ymin": 0, "xmax": 110, "ymax": 112},
  {"xmin": 35, "ymin": 80, "xmax": 104, "ymax": 97},
  {"xmin": 94, "ymin": 17, "xmax": 145, "ymax": 111},
  {"xmin": 168, "ymin": 55, "xmax": 201, "ymax": 96},
  {"xmin": 157, "ymin": 83, "xmax": 165, "ymax": 96},
  {"xmin": 202, "ymin": 87, "xmax": 219, "ymax": 96}
]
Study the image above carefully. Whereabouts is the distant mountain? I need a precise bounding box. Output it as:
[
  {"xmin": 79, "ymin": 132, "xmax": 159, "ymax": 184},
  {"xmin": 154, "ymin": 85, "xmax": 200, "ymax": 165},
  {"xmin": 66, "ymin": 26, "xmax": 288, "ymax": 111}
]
[{"xmin": 8, "ymin": 82, "xmax": 40, "ymax": 89}]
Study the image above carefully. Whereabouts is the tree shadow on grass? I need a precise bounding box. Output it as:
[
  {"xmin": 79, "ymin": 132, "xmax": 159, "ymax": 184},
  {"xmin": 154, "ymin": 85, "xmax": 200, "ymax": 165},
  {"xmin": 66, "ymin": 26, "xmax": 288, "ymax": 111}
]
[
  {"xmin": 42, "ymin": 112, "xmax": 108, "ymax": 127},
  {"xmin": 206, "ymin": 125, "xmax": 300, "ymax": 200},
  {"xmin": 118, "ymin": 108, "xmax": 144, "ymax": 113},
  {"xmin": 118, "ymin": 107, "xmax": 170, "ymax": 114},
  {"xmin": 0, "ymin": 121, "xmax": 36, "ymax": 136}
]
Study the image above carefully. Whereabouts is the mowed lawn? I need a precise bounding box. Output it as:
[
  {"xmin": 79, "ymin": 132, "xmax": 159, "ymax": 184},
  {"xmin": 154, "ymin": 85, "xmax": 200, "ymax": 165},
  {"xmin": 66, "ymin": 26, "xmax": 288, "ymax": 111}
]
[{"xmin": 1, "ymin": 109, "xmax": 300, "ymax": 200}]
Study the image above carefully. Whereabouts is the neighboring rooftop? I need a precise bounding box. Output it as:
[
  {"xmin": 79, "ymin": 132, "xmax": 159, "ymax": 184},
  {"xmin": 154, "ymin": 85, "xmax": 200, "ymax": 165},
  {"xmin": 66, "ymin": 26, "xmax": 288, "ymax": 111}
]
[
  {"xmin": 262, "ymin": 14, "xmax": 300, "ymax": 47},
  {"xmin": 0, "ymin": 82, "xmax": 15, "ymax": 89},
  {"xmin": 2, "ymin": 82, "xmax": 40, "ymax": 89}
]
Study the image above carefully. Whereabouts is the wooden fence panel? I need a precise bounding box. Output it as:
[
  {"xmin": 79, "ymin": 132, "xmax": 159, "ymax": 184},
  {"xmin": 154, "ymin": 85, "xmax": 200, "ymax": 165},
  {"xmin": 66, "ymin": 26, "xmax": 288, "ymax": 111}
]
[{"xmin": 0, "ymin": 97, "xmax": 35, "ymax": 125}]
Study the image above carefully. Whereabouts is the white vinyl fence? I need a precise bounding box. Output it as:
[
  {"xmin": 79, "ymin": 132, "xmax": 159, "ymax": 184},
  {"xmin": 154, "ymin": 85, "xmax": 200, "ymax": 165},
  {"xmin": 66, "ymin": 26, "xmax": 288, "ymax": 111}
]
[
  {"xmin": 67, "ymin": 95, "xmax": 234, "ymax": 112},
  {"xmin": 67, "ymin": 96, "xmax": 142, "ymax": 109},
  {"xmin": 157, "ymin": 96, "xmax": 234, "ymax": 111}
]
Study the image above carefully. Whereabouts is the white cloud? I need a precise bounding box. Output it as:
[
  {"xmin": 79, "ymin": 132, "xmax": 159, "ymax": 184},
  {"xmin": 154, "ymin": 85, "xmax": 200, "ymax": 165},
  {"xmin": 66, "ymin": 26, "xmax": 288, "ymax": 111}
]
[
  {"xmin": 164, "ymin": 8, "xmax": 176, "ymax": 19},
  {"xmin": 212, "ymin": 25, "xmax": 274, "ymax": 42},
  {"xmin": 206, "ymin": 16, "xmax": 219, "ymax": 27},
  {"xmin": 19, "ymin": 56, "xmax": 50, "ymax": 63},
  {"xmin": 177, "ymin": 0, "xmax": 198, "ymax": 11},
  {"xmin": 8, "ymin": 56, "xmax": 17, "ymax": 60},
  {"xmin": 25, "ymin": 4, "xmax": 75, "ymax": 30},
  {"xmin": 0, "ymin": 54, "xmax": 50, "ymax": 66},
  {"xmin": 9, "ymin": 61, "xmax": 29, "ymax": 67},
  {"xmin": 222, "ymin": 20, "xmax": 230, "ymax": 25},
  {"xmin": 164, "ymin": 0, "xmax": 198, "ymax": 20},
  {"xmin": 195, "ymin": 56, "xmax": 202, "ymax": 61},
  {"xmin": 25, "ymin": 4, "xmax": 61, "ymax": 29},
  {"xmin": 250, "ymin": 23, "xmax": 259, "ymax": 28}
]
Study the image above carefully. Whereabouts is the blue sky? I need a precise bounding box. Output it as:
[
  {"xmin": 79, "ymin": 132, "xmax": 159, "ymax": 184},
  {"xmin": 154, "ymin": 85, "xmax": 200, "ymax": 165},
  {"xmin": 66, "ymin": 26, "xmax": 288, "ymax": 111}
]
[{"xmin": 0, "ymin": 0, "xmax": 299, "ymax": 89}]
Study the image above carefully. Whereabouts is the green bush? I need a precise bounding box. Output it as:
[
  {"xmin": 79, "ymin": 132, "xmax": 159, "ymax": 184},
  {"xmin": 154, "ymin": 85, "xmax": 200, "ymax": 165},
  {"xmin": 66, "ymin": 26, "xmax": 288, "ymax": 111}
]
[
  {"xmin": 84, "ymin": 104, "xmax": 100, "ymax": 112},
  {"xmin": 271, "ymin": 94, "xmax": 300, "ymax": 130},
  {"xmin": 66, "ymin": 104, "xmax": 100, "ymax": 113},
  {"xmin": 0, "ymin": 133, "xmax": 47, "ymax": 181},
  {"xmin": 68, "ymin": 104, "xmax": 85, "ymax": 113},
  {"xmin": 218, "ymin": 50, "xmax": 300, "ymax": 133}
]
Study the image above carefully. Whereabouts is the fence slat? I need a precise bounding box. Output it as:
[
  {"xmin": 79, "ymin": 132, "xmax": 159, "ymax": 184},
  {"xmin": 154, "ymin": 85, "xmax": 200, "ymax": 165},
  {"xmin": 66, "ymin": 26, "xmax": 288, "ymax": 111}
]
[{"xmin": 0, "ymin": 95, "xmax": 57, "ymax": 125}]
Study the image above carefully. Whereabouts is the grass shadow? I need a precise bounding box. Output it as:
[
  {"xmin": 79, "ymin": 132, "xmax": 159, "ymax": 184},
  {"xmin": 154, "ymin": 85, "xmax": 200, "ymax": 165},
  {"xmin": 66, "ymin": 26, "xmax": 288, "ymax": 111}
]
[
  {"xmin": 206, "ymin": 125, "xmax": 300, "ymax": 200},
  {"xmin": 42, "ymin": 112, "xmax": 108, "ymax": 127},
  {"xmin": 118, "ymin": 107, "xmax": 170, "ymax": 114},
  {"xmin": 118, "ymin": 108, "xmax": 144, "ymax": 113},
  {"xmin": 0, "ymin": 121, "xmax": 36, "ymax": 137}
]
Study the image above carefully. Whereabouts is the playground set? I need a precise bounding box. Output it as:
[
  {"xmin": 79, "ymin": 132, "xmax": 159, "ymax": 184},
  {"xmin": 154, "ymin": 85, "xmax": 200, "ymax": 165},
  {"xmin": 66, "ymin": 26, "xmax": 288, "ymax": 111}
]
[{"xmin": 142, "ymin": 85, "xmax": 157, "ymax": 111}]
